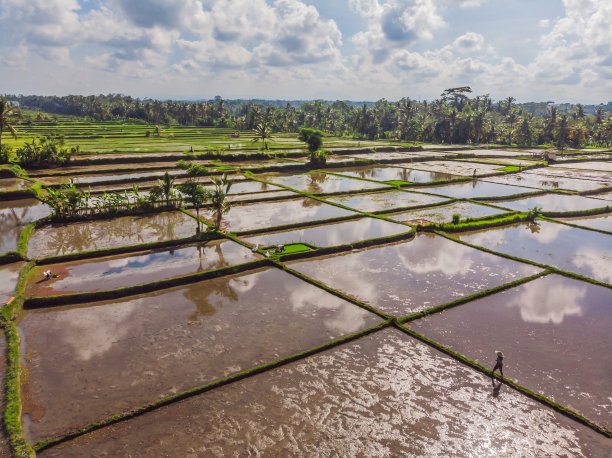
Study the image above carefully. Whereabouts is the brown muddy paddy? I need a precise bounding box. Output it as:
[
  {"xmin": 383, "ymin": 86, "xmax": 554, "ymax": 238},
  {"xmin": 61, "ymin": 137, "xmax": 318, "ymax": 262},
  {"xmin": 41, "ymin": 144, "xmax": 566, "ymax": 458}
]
[
  {"xmin": 39, "ymin": 169, "xmax": 185, "ymax": 186},
  {"xmin": 201, "ymin": 197, "xmax": 355, "ymax": 232},
  {"xmin": 523, "ymin": 168, "xmax": 612, "ymax": 185},
  {"xmin": 38, "ymin": 328, "xmax": 611, "ymax": 457},
  {"xmin": 488, "ymin": 193, "xmax": 608, "ymax": 213},
  {"xmin": 28, "ymin": 211, "xmax": 198, "ymax": 259},
  {"xmin": 26, "ymin": 240, "xmax": 260, "ymax": 297},
  {"xmin": 0, "ymin": 198, "xmax": 51, "ymax": 254},
  {"xmin": 288, "ymin": 234, "xmax": 540, "ymax": 316},
  {"xmin": 454, "ymin": 149, "xmax": 527, "ymax": 157},
  {"xmin": 414, "ymin": 180, "xmax": 535, "ymax": 199},
  {"xmin": 324, "ymin": 190, "xmax": 448, "ymax": 213},
  {"xmin": 0, "ymin": 262, "xmax": 23, "ymax": 305},
  {"xmin": 346, "ymin": 151, "xmax": 425, "ymax": 161},
  {"xmin": 388, "ymin": 201, "xmax": 506, "ymax": 224},
  {"xmin": 400, "ymin": 160, "xmax": 506, "ymax": 176},
  {"xmin": 409, "ymin": 274, "xmax": 612, "ymax": 427},
  {"xmin": 456, "ymin": 221, "xmax": 612, "ymax": 283},
  {"xmin": 259, "ymin": 171, "xmax": 387, "ymax": 194},
  {"xmin": 28, "ymin": 161, "xmax": 208, "ymax": 177},
  {"xmin": 483, "ymin": 173, "xmax": 608, "ymax": 191},
  {"xmin": 333, "ymin": 165, "xmax": 457, "ymax": 183},
  {"xmin": 557, "ymin": 213, "xmax": 612, "ymax": 233},
  {"xmin": 19, "ymin": 267, "xmax": 381, "ymax": 441},
  {"xmin": 241, "ymin": 217, "xmax": 408, "ymax": 248},
  {"xmin": 0, "ymin": 177, "xmax": 30, "ymax": 190}
]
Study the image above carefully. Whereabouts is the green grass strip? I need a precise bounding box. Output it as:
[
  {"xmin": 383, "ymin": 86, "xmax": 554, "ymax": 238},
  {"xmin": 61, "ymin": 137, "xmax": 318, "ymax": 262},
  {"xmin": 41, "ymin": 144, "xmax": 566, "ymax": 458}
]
[
  {"xmin": 577, "ymin": 185, "xmax": 612, "ymax": 196},
  {"xmin": 421, "ymin": 212, "xmax": 533, "ymax": 233},
  {"xmin": 541, "ymin": 205, "xmax": 611, "ymax": 218},
  {"xmin": 400, "ymin": 269, "xmax": 550, "ymax": 324},
  {"xmin": 394, "ymin": 323, "xmax": 612, "ymax": 438},
  {"xmin": 17, "ymin": 224, "xmax": 35, "ymax": 258},
  {"xmin": 33, "ymin": 319, "xmax": 392, "ymax": 452},
  {"xmin": 472, "ymin": 189, "xmax": 548, "ymax": 202},
  {"xmin": 23, "ymin": 258, "xmax": 271, "ymax": 309}
]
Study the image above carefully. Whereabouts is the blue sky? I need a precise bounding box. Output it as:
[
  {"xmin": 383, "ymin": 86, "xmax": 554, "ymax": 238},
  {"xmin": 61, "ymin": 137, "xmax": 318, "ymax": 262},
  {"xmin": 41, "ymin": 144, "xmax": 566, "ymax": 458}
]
[{"xmin": 0, "ymin": 0, "xmax": 610, "ymax": 103}]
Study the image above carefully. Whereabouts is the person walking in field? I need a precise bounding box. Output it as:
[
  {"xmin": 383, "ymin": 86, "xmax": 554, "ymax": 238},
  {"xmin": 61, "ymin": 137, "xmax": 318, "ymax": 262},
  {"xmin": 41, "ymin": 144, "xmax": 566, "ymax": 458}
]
[{"xmin": 492, "ymin": 350, "xmax": 504, "ymax": 380}]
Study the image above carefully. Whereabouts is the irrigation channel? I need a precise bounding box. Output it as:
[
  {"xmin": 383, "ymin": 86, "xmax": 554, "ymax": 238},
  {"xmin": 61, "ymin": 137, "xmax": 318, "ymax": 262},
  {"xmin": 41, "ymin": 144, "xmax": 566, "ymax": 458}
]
[{"xmin": 1, "ymin": 144, "xmax": 611, "ymax": 456}]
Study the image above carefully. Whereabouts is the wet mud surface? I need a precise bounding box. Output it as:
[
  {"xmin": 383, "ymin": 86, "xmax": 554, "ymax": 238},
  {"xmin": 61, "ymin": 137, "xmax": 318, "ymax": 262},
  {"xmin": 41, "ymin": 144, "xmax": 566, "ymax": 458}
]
[
  {"xmin": 288, "ymin": 234, "xmax": 540, "ymax": 316},
  {"xmin": 488, "ymin": 193, "xmax": 607, "ymax": 213},
  {"xmin": 334, "ymin": 165, "xmax": 456, "ymax": 183},
  {"xmin": 325, "ymin": 190, "xmax": 448, "ymax": 213},
  {"xmin": 39, "ymin": 328, "xmax": 612, "ymax": 457},
  {"xmin": 40, "ymin": 170, "xmax": 184, "ymax": 186},
  {"xmin": 388, "ymin": 201, "xmax": 505, "ymax": 224},
  {"xmin": 260, "ymin": 171, "xmax": 387, "ymax": 194},
  {"xmin": 401, "ymin": 160, "xmax": 506, "ymax": 176},
  {"xmin": 416, "ymin": 180, "xmax": 535, "ymax": 199},
  {"xmin": 26, "ymin": 240, "xmax": 260, "ymax": 296},
  {"xmin": 483, "ymin": 173, "xmax": 609, "ymax": 192},
  {"xmin": 524, "ymin": 167, "xmax": 612, "ymax": 184},
  {"xmin": 19, "ymin": 267, "xmax": 381, "ymax": 441},
  {"xmin": 28, "ymin": 211, "xmax": 198, "ymax": 259},
  {"xmin": 201, "ymin": 197, "xmax": 355, "ymax": 232},
  {"xmin": 242, "ymin": 217, "xmax": 408, "ymax": 248},
  {"xmin": 409, "ymin": 274, "xmax": 612, "ymax": 427},
  {"xmin": 0, "ymin": 262, "xmax": 23, "ymax": 305},
  {"xmin": 0, "ymin": 198, "xmax": 51, "ymax": 254},
  {"xmin": 0, "ymin": 177, "xmax": 30, "ymax": 190},
  {"xmin": 550, "ymin": 161, "xmax": 612, "ymax": 173},
  {"xmin": 456, "ymin": 221, "xmax": 612, "ymax": 283}
]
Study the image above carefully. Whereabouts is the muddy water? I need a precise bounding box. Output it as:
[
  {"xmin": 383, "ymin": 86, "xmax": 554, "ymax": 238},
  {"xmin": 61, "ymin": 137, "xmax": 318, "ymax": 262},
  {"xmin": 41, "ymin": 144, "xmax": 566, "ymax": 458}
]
[
  {"xmin": 40, "ymin": 170, "xmax": 184, "ymax": 186},
  {"xmin": 590, "ymin": 191, "xmax": 612, "ymax": 202},
  {"xmin": 389, "ymin": 201, "xmax": 505, "ymax": 224},
  {"xmin": 483, "ymin": 173, "xmax": 608, "ymax": 191},
  {"xmin": 454, "ymin": 149, "xmax": 527, "ymax": 156},
  {"xmin": 86, "ymin": 174, "xmax": 243, "ymax": 194},
  {"xmin": 416, "ymin": 180, "xmax": 534, "ymax": 199},
  {"xmin": 401, "ymin": 160, "xmax": 505, "ymax": 176},
  {"xmin": 30, "ymin": 161, "xmax": 208, "ymax": 177},
  {"xmin": 0, "ymin": 177, "xmax": 30, "ymax": 190},
  {"xmin": 39, "ymin": 328, "xmax": 611, "ymax": 457},
  {"xmin": 524, "ymin": 167, "xmax": 612, "ymax": 184},
  {"xmin": 242, "ymin": 217, "xmax": 408, "ymax": 248},
  {"xmin": 261, "ymin": 172, "xmax": 386, "ymax": 194},
  {"xmin": 28, "ymin": 211, "xmax": 198, "ymax": 259},
  {"xmin": 324, "ymin": 190, "xmax": 448, "ymax": 213},
  {"xmin": 227, "ymin": 190, "xmax": 296, "ymax": 202},
  {"xmin": 0, "ymin": 262, "xmax": 23, "ymax": 305},
  {"xmin": 0, "ymin": 334, "xmax": 10, "ymax": 456},
  {"xmin": 488, "ymin": 193, "xmax": 607, "ymax": 212},
  {"xmin": 19, "ymin": 267, "xmax": 381, "ymax": 441},
  {"xmin": 409, "ymin": 275, "xmax": 612, "ymax": 427},
  {"xmin": 0, "ymin": 199, "xmax": 51, "ymax": 254},
  {"xmin": 557, "ymin": 213, "xmax": 612, "ymax": 232},
  {"xmin": 288, "ymin": 234, "xmax": 540, "ymax": 316},
  {"xmin": 26, "ymin": 240, "xmax": 260, "ymax": 297},
  {"xmin": 334, "ymin": 165, "xmax": 456, "ymax": 183},
  {"xmin": 201, "ymin": 197, "xmax": 355, "ymax": 232},
  {"xmin": 456, "ymin": 221, "xmax": 612, "ymax": 283},
  {"xmin": 346, "ymin": 151, "xmax": 424, "ymax": 161}
]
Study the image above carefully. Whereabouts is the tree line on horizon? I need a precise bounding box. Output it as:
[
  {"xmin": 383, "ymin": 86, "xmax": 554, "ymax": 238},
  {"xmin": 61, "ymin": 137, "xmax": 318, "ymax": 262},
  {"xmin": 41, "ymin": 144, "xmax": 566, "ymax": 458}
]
[{"xmin": 4, "ymin": 88, "xmax": 612, "ymax": 148}]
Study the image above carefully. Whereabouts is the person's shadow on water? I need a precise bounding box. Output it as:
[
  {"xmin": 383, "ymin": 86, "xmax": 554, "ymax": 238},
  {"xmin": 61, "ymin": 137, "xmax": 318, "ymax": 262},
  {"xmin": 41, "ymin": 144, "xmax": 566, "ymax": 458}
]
[{"xmin": 490, "ymin": 379, "xmax": 503, "ymax": 398}]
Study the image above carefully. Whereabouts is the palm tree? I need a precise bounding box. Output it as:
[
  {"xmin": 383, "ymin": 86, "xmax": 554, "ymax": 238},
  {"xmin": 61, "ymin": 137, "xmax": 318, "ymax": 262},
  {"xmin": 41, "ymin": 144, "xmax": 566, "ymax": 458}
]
[
  {"xmin": 179, "ymin": 181, "xmax": 211, "ymax": 233},
  {"xmin": 151, "ymin": 172, "xmax": 177, "ymax": 207},
  {"xmin": 252, "ymin": 122, "xmax": 273, "ymax": 149},
  {"xmin": 209, "ymin": 173, "xmax": 233, "ymax": 230},
  {"xmin": 0, "ymin": 98, "xmax": 20, "ymax": 151}
]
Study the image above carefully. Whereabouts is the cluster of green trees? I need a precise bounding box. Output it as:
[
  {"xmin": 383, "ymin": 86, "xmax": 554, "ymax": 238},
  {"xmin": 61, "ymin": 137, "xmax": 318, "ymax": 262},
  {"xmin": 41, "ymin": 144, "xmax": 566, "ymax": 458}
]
[
  {"xmin": 39, "ymin": 167, "xmax": 233, "ymax": 232},
  {"xmin": 4, "ymin": 91, "xmax": 612, "ymax": 148}
]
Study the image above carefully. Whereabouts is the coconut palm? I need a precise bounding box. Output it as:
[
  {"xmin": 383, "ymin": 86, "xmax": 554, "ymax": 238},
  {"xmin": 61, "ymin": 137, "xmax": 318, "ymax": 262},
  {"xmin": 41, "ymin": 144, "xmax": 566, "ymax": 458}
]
[
  {"xmin": 179, "ymin": 181, "xmax": 211, "ymax": 233},
  {"xmin": 0, "ymin": 98, "xmax": 20, "ymax": 151},
  {"xmin": 209, "ymin": 173, "xmax": 233, "ymax": 230},
  {"xmin": 151, "ymin": 172, "xmax": 177, "ymax": 208},
  {"xmin": 252, "ymin": 122, "xmax": 273, "ymax": 149}
]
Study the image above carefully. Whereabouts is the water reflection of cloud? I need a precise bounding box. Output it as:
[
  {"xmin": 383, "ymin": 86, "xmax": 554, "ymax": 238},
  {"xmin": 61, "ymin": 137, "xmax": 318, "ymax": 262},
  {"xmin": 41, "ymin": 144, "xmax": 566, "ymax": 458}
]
[
  {"xmin": 520, "ymin": 222, "xmax": 568, "ymax": 244},
  {"xmin": 289, "ymin": 283, "xmax": 369, "ymax": 334},
  {"xmin": 397, "ymin": 237, "xmax": 473, "ymax": 276},
  {"xmin": 54, "ymin": 301, "xmax": 140, "ymax": 361},
  {"xmin": 506, "ymin": 280, "xmax": 585, "ymax": 324},
  {"xmin": 228, "ymin": 272, "xmax": 259, "ymax": 293},
  {"xmin": 572, "ymin": 249, "xmax": 612, "ymax": 283}
]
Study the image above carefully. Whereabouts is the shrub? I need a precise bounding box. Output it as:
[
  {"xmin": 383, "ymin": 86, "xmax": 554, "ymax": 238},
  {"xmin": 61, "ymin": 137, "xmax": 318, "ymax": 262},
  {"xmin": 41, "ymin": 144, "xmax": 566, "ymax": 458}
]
[
  {"xmin": 452, "ymin": 213, "xmax": 461, "ymax": 224},
  {"xmin": 310, "ymin": 150, "xmax": 328, "ymax": 167},
  {"xmin": 0, "ymin": 144, "xmax": 12, "ymax": 163}
]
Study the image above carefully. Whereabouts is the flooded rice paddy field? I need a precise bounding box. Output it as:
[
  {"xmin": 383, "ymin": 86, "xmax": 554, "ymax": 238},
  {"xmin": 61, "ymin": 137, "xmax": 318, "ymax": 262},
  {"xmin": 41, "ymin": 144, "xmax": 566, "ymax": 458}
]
[
  {"xmin": 522, "ymin": 168, "xmax": 612, "ymax": 186},
  {"xmin": 0, "ymin": 177, "xmax": 31, "ymax": 190},
  {"xmin": 489, "ymin": 193, "xmax": 608, "ymax": 212},
  {"xmin": 324, "ymin": 189, "xmax": 449, "ymax": 213},
  {"xmin": 259, "ymin": 171, "xmax": 388, "ymax": 194},
  {"xmin": 388, "ymin": 201, "xmax": 506, "ymax": 224},
  {"xmin": 333, "ymin": 165, "xmax": 457, "ymax": 183},
  {"xmin": 19, "ymin": 267, "xmax": 381, "ymax": 441},
  {"xmin": 399, "ymin": 160, "xmax": 506, "ymax": 176},
  {"xmin": 241, "ymin": 217, "xmax": 409, "ymax": 248},
  {"xmin": 7, "ymin": 150, "xmax": 612, "ymax": 454},
  {"xmin": 39, "ymin": 169, "xmax": 185, "ymax": 186},
  {"xmin": 456, "ymin": 221, "xmax": 612, "ymax": 283},
  {"xmin": 287, "ymin": 234, "xmax": 540, "ymax": 316},
  {"xmin": 409, "ymin": 275, "xmax": 612, "ymax": 427},
  {"xmin": 39, "ymin": 328, "xmax": 611, "ymax": 457},
  {"xmin": 0, "ymin": 198, "xmax": 51, "ymax": 254},
  {"xmin": 28, "ymin": 211, "xmax": 198, "ymax": 258},
  {"xmin": 550, "ymin": 161, "xmax": 612, "ymax": 172},
  {"xmin": 200, "ymin": 197, "xmax": 355, "ymax": 232},
  {"xmin": 26, "ymin": 240, "xmax": 260, "ymax": 297}
]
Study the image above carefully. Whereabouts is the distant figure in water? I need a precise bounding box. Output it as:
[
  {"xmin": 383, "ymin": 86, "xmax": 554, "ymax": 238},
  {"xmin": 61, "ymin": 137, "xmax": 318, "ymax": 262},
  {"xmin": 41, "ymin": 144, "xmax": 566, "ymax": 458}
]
[
  {"xmin": 473, "ymin": 169, "xmax": 477, "ymax": 178},
  {"xmin": 492, "ymin": 350, "xmax": 504, "ymax": 380},
  {"xmin": 43, "ymin": 270, "xmax": 53, "ymax": 280}
]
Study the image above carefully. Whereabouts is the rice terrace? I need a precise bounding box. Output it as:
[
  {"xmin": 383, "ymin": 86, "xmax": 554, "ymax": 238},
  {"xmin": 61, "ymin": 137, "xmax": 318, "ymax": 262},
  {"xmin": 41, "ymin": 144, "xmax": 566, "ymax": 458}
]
[{"xmin": 1, "ymin": 0, "xmax": 612, "ymax": 456}]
